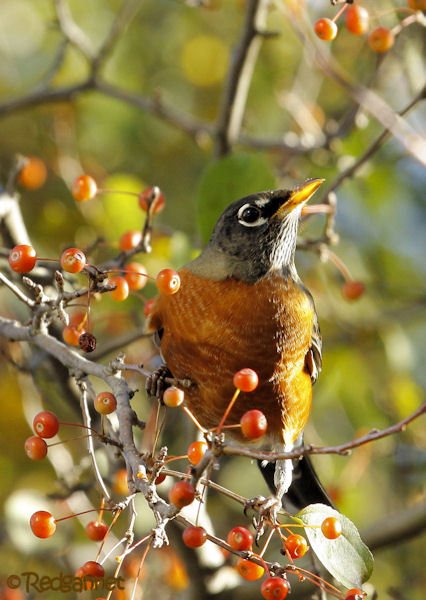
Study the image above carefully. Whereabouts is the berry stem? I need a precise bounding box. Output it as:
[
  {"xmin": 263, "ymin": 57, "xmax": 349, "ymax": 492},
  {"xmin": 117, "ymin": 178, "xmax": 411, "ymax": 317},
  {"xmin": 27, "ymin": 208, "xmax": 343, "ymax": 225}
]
[
  {"xmin": 58, "ymin": 421, "xmax": 100, "ymax": 435},
  {"xmin": 55, "ymin": 507, "xmax": 113, "ymax": 523},
  {"xmin": 47, "ymin": 434, "xmax": 91, "ymax": 446},
  {"xmin": 181, "ymin": 405, "xmax": 208, "ymax": 433},
  {"xmin": 216, "ymin": 388, "xmax": 241, "ymax": 433},
  {"xmin": 332, "ymin": 3, "xmax": 349, "ymax": 23},
  {"xmin": 321, "ymin": 247, "xmax": 353, "ymax": 282},
  {"xmin": 98, "ymin": 188, "xmax": 139, "ymax": 198}
]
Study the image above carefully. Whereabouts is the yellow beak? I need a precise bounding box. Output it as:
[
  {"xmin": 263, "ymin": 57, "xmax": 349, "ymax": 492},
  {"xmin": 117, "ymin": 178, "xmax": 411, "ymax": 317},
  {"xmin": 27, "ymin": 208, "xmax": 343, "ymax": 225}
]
[{"xmin": 278, "ymin": 178, "xmax": 325, "ymax": 214}]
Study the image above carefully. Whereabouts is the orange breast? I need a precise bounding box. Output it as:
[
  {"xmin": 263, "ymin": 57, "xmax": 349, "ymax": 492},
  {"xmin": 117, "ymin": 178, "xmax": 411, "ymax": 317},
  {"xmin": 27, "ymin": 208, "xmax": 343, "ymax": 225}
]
[{"xmin": 155, "ymin": 268, "xmax": 314, "ymax": 446}]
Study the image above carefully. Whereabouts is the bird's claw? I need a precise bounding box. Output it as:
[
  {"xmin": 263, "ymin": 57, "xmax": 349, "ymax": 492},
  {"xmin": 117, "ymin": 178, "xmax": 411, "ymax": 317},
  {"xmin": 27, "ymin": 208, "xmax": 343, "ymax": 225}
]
[
  {"xmin": 145, "ymin": 364, "xmax": 172, "ymax": 399},
  {"xmin": 244, "ymin": 495, "xmax": 282, "ymax": 541}
]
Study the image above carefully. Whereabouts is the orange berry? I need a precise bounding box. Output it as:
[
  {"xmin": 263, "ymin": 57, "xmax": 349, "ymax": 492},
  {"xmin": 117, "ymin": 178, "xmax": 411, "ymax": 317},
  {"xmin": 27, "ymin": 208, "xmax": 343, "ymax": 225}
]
[
  {"xmin": 345, "ymin": 589, "xmax": 365, "ymax": 600},
  {"xmin": 285, "ymin": 534, "xmax": 309, "ymax": 559},
  {"xmin": 8, "ymin": 244, "xmax": 37, "ymax": 273},
  {"xmin": 368, "ymin": 27, "xmax": 394, "ymax": 53},
  {"xmin": 342, "ymin": 280, "xmax": 365, "ymax": 301},
  {"xmin": 236, "ymin": 558, "xmax": 264, "ymax": 581},
  {"xmin": 163, "ymin": 386, "xmax": 185, "ymax": 407},
  {"xmin": 119, "ymin": 230, "xmax": 142, "ymax": 251},
  {"xmin": 169, "ymin": 481, "xmax": 196, "ymax": 508},
  {"xmin": 60, "ymin": 248, "xmax": 86, "ymax": 273},
  {"xmin": 72, "ymin": 175, "xmax": 97, "ymax": 202},
  {"xmin": 109, "ymin": 276, "xmax": 129, "ymax": 301},
  {"xmin": 156, "ymin": 269, "xmax": 181, "ymax": 295},
  {"xmin": 314, "ymin": 18, "xmax": 338, "ymax": 41},
  {"xmin": 18, "ymin": 157, "xmax": 47, "ymax": 190},
  {"xmin": 124, "ymin": 262, "xmax": 148, "ymax": 291},
  {"xmin": 138, "ymin": 186, "xmax": 166, "ymax": 214},
  {"xmin": 94, "ymin": 392, "xmax": 117, "ymax": 415},
  {"xmin": 63, "ymin": 325, "xmax": 84, "ymax": 346},
  {"xmin": 345, "ymin": 5, "xmax": 369, "ymax": 36},
  {"xmin": 187, "ymin": 441, "xmax": 208, "ymax": 465},
  {"xmin": 113, "ymin": 468, "xmax": 130, "ymax": 495},
  {"xmin": 30, "ymin": 510, "xmax": 56, "ymax": 538},
  {"xmin": 233, "ymin": 368, "xmax": 259, "ymax": 392},
  {"xmin": 321, "ymin": 516, "xmax": 343, "ymax": 539}
]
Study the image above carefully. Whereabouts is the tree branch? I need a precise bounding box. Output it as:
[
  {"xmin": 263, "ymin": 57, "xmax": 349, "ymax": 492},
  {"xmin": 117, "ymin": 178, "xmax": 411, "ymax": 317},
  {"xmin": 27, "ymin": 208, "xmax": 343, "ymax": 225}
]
[{"xmin": 215, "ymin": 0, "xmax": 271, "ymax": 156}]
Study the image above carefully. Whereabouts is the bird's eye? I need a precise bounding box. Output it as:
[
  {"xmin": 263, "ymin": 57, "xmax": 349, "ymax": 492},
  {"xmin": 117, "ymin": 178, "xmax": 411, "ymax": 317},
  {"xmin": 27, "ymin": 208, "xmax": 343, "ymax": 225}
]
[{"xmin": 237, "ymin": 204, "xmax": 266, "ymax": 227}]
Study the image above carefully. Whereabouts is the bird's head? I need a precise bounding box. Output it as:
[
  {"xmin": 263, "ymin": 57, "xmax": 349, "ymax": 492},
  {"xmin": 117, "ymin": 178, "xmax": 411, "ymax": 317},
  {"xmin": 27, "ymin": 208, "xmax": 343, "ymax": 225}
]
[{"xmin": 202, "ymin": 178, "xmax": 324, "ymax": 283}]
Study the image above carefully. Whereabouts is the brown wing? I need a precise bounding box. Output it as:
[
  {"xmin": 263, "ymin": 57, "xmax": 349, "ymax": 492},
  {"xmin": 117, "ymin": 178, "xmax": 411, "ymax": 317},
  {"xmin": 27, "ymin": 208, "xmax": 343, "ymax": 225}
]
[{"xmin": 303, "ymin": 289, "xmax": 322, "ymax": 384}]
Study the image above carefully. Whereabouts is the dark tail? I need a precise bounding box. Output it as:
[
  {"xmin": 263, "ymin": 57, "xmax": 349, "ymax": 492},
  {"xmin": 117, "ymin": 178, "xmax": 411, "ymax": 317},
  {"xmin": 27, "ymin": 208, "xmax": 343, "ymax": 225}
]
[{"xmin": 258, "ymin": 455, "xmax": 334, "ymax": 510}]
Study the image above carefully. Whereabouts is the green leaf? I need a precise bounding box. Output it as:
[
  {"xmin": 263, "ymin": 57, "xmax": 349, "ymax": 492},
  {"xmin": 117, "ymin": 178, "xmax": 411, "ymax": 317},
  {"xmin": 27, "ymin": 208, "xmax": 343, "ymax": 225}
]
[
  {"xmin": 196, "ymin": 153, "xmax": 277, "ymax": 243},
  {"xmin": 297, "ymin": 503, "xmax": 373, "ymax": 589}
]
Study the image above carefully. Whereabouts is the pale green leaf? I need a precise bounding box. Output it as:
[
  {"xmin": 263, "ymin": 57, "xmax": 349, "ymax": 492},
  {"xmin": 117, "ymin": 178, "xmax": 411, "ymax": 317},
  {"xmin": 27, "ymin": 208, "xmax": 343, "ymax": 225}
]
[{"xmin": 297, "ymin": 503, "xmax": 373, "ymax": 589}]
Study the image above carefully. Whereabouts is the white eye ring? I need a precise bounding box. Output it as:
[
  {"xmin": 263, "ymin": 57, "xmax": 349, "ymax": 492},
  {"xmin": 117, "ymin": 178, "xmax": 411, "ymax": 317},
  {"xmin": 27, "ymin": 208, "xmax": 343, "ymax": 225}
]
[{"xmin": 237, "ymin": 203, "xmax": 268, "ymax": 228}]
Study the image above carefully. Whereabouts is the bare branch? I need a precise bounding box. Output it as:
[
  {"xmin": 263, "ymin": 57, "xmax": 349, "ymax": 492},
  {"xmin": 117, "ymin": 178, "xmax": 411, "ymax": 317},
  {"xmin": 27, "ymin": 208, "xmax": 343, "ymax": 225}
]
[
  {"xmin": 215, "ymin": 0, "xmax": 271, "ymax": 156},
  {"xmin": 53, "ymin": 0, "xmax": 94, "ymax": 59},
  {"xmin": 221, "ymin": 403, "xmax": 426, "ymax": 461}
]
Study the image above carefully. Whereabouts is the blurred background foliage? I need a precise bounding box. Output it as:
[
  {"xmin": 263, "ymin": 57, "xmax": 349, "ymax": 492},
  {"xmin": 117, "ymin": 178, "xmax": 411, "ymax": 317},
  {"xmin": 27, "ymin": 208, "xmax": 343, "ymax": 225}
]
[{"xmin": 0, "ymin": 0, "xmax": 425, "ymax": 599}]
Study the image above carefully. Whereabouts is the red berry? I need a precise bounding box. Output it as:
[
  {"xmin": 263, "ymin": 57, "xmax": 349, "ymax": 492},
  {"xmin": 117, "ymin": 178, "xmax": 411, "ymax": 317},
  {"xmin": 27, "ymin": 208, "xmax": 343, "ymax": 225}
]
[
  {"xmin": 368, "ymin": 27, "xmax": 394, "ymax": 53},
  {"xmin": 261, "ymin": 577, "xmax": 290, "ymax": 600},
  {"xmin": 18, "ymin": 157, "xmax": 47, "ymax": 190},
  {"xmin": 60, "ymin": 248, "xmax": 86, "ymax": 274},
  {"xmin": 33, "ymin": 410, "xmax": 59, "ymax": 438},
  {"xmin": 169, "ymin": 481, "xmax": 196, "ymax": 508},
  {"xmin": 119, "ymin": 230, "xmax": 142, "ymax": 251},
  {"xmin": 138, "ymin": 186, "xmax": 165, "ymax": 214},
  {"xmin": 72, "ymin": 175, "xmax": 97, "ymax": 202},
  {"xmin": 155, "ymin": 472, "xmax": 166, "ymax": 485},
  {"xmin": 187, "ymin": 440, "xmax": 208, "ymax": 465},
  {"xmin": 182, "ymin": 525, "xmax": 207, "ymax": 548},
  {"xmin": 285, "ymin": 534, "xmax": 309, "ymax": 559},
  {"xmin": 163, "ymin": 386, "xmax": 185, "ymax": 407},
  {"xmin": 156, "ymin": 269, "xmax": 181, "ymax": 295},
  {"xmin": 321, "ymin": 516, "xmax": 343, "ymax": 539},
  {"xmin": 108, "ymin": 276, "xmax": 129, "ymax": 301},
  {"xmin": 30, "ymin": 510, "xmax": 56, "ymax": 538},
  {"xmin": 24, "ymin": 436, "xmax": 48, "ymax": 460},
  {"xmin": 86, "ymin": 521, "xmax": 109, "ymax": 542},
  {"xmin": 233, "ymin": 368, "xmax": 259, "ymax": 392},
  {"xmin": 8, "ymin": 244, "xmax": 37, "ymax": 273},
  {"xmin": 227, "ymin": 526, "xmax": 253, "ymax": 551},
  {"xmin": 63, "ymin": 325, "xmax": 84, "ymax": 346},
  {"xmin": 235, "ymin": 558, "xmax": 264, "ymax": 581},
  {"xmin": 345, "ymin": 589, "xmax": 365, "ymax": 600},
  {"xmin": 345, "ymin": 5, "xmax": 369, "ymax": 36},
  {"xmin": 342, "ymin": 280, "xmax": 365, "ymax": 301},
  {"xmin": 314, "ymin": 18, "xmax": 338, "ymax": 41},
  {"xmin": 94, "ymin": 392, "xmax": 117, "ymax": 415},
  {"xmin": 81, "ymin": 561, "xmax": 105, "ymax": 578},
  {"xmin": 240, "ymin": 409, "xmax": 267, "ymax": 439},
  {"xmin": 124, "ymin": 262, "xmax": 148, "ymax": 291}
]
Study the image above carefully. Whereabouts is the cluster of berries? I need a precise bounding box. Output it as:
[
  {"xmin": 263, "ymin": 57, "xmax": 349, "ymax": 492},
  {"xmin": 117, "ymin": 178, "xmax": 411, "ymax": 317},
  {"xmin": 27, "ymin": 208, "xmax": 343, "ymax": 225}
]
[{"xmin": 313, "ymin": 1, "xmax": 422, "ymax": 52}]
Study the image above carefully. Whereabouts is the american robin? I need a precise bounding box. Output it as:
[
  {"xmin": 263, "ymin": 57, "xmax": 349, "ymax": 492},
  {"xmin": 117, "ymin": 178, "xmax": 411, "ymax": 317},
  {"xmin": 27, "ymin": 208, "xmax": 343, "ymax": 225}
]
[{"xmin": 147, "ymin": 178, "xmax": 332, "ymax": 510}]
